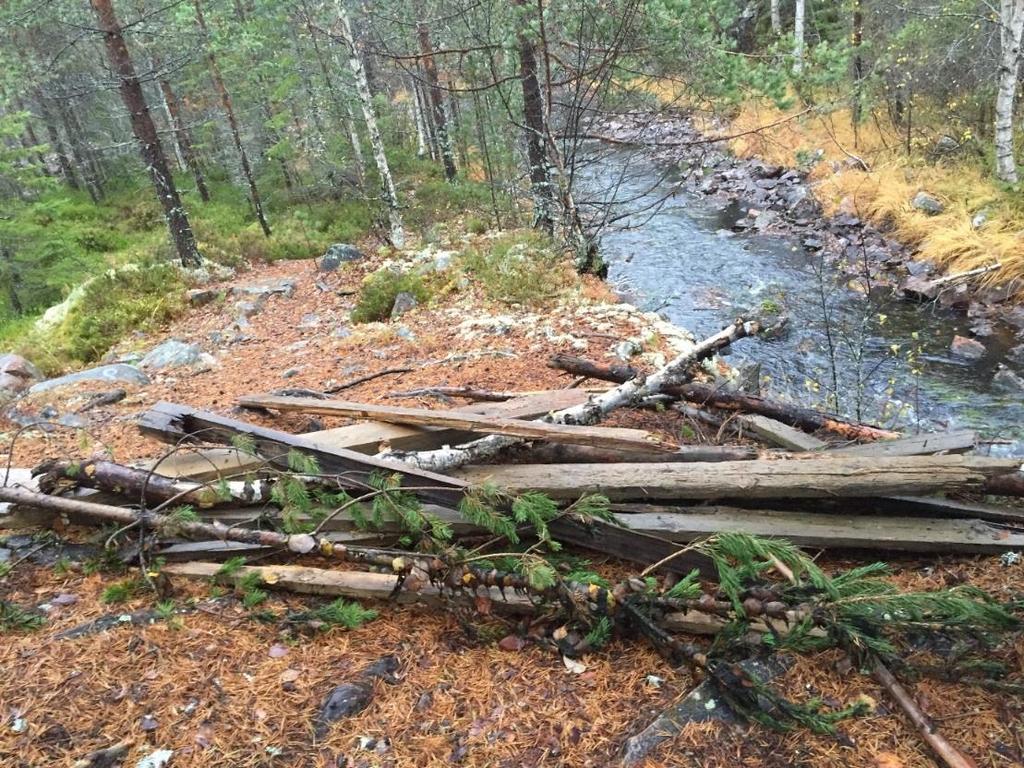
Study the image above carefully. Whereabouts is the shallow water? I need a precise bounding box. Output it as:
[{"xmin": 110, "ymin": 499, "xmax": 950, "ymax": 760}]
[{"xmin": 587, "ymin": 152, "xmax": 1024, "ymax": 449}]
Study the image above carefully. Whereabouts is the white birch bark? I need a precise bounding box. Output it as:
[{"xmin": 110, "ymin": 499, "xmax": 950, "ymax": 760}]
[
  {"xmin": 792, "ymin": 0, "xmax": 805, "ymax": 74},
  {"xmin": 771, "ymin": 0, "xmax": 782, "ymax": 35},
  {"xmin": 995, "ymin": 0, "xmax": 1024, "ymax": 183},
  {"xmin": 342, "ymin": 100, "xmax": 367, "ymax": 183},
  {"xmin": 409, "ymin": 80, "xmax": 429, "ymax": 158},
  {"xmin": 379, "ymin": 320, "xmax": 759, "ymax": 472},
  {"xmin": 334, "ymin": 1, "xmax": 404, "ymax": 246}
]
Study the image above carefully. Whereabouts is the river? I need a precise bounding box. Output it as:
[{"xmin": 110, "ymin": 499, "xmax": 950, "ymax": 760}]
[{"xmin": 586, "ymin": 151, "xmax": 1024, "ymax": 452}]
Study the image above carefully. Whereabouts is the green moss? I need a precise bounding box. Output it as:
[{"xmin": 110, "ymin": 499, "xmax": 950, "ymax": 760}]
[{"xmin": 351, "ymin": 269, "xmax": 431, "ymax": 324}]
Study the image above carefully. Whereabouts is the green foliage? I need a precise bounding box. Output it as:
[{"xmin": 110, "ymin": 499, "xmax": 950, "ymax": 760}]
[
  {"xmin": 583, "ymin": 616, "xmax": 613, "ymax": 649},
  {"xmin": 82, "ymin": 547, "xmax": 127, "ymax": 576},
  {"xmin": 215, "ymin": 556, "xmax": 248, "ymax": 583},
  {"xmin": 238, "ymin": 571, "xmax": 269, "ymax": 609},
  {"xmin": 0, "ymin": 600, "xmax": 44, "ymax": 633},
  {"xmin": 515, "ymin": 555, "xmax": 558, "ymax": 592},
  {"xmin": 0, "ymin": 561, "xmax": 10, "ymax": 578},
  {"xmin": 351, "ymin": 269, "xmax": 431, "ymax": 324},
  {"xmin": 308, "ymin": 598, "xmax": 378, "ymax": 630},
  {"xmin": 458, "ymin": 485, "xmax": 519, "ymax": 542},
  {"xmin": 459, "ymin": 231, "xmax": 574, "ymax": 306},
  {"xmin": 101, "ymin": 578, "xmax": 144, "ymax": 604},
  {"xmin": 665, "ymin": 569, "xmax": 703, "ymax": 600},
  {"xmin": 511, "ymin": 493, "xmax": 561, "ymax": 551}
]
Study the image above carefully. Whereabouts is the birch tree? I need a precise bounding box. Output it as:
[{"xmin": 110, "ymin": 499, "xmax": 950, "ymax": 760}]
[
  {"xmin": 792, "ymin": 0, "xmax": 805, "ymax": 74},
  {"xmin": 995, "ymin": 0, "xmax": 1024, "ymax": 183},
  {"xmin": 771, "ymin": 0, "xmax": 782, "ymax": 35},
  {"xmin": 335, "ymin": 0, "xmax": 405, "ymax": 247}
]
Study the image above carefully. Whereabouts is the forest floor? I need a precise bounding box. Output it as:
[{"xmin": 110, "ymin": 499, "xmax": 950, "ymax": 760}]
[{"xmin": 2, "ymin": 228, "xmax": 1024, "ymax": 768}]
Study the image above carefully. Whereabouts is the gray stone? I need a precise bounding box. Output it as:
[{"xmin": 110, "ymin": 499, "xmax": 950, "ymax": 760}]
[
  {"xmin": 752, "ymin": 210, "xmax": 778, "ymax": 231},
  {"xmin": 319, "ymin": 244, "xmax": 364, "ymax": 271},
  {"xmin": 140, "ymin": 340, "xmax": 202, "ymax": 370},
  {"xmin": 949, "ymin": 335, "xmax": 986, "ymax": 361},
  {"xmin": 993, "ymin": 366, "xmax": 1024, "ymax": 394},
  {"xmin": 281, "ymin": 367, "xmax": 301, "ymax": 379},
  {"xmin": 390, "ymin": 292, "xmax": 418, "ymax": 319},
  {"xmin": 187, "ymin": 288, "xmax": 218, "ymax": 307},
  {"xmin": 971, "ymin": 210, "xmax": 989, "ymax": 230},
  {"xmin": 0, "ymin": 354, "xmax": 41, "ymax": 382},
  {"xmin": 395, "ymin": 326, "xmax": 416, "ymax": 341},
  {"xmin": 298, "ymin": 313, "xmax": 321, "ymax": 329},
  {"xmin": 235, "ymin": 300, "xmax": 262, "ymax": 319},
  {"xmin": 0, "ymin": 373, "xmax": 26, "ymax": 397},
  {"xmin": 802, "ymin": 237, "xmax": 824, "ymax": 251},
  {"xmin": 229, "ymin": 278, "xmax": 297, "ymax": 300},
  {"xmin": 933, "ymin": 135, "xmax": 960, "ymax": 155},
  {"xmin": 1007, "ymin": 344, "xmax": 1024, "ymax": 366},
  {"xmin": 911, "ymin": 191, "xmax": 944, "ymax": 216},
  {"xmin": 29, "ymin": 364, "xmax": 150, "ymax": 393},
  {"xmin": 332, "ymin": 326, "xmax": 352, "ymax": 339}
]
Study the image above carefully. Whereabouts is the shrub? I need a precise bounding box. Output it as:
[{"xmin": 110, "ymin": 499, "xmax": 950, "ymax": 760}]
[
  {"xmin": 351, "ymin": 269, "xmax": 430, "ymax": 323},
  {"xmin": 459, "ymin": 230, "xmax": 576, "ymax": 306}
]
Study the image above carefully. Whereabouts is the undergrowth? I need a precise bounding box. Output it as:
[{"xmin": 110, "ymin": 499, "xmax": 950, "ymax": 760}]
[
  {"xmin": 351, "ymin": 269, "xmax": 431, "ymax": 323},
  {"xmin": 459, "ymin": 230, "xmax": 576, "ymax": 306}
]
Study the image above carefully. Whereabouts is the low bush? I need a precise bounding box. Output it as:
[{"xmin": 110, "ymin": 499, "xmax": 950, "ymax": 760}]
[
  {"xmin": 351, "ymin": 269, "xmax": 431, "ymax": 323},
  {"xmin": 459, "ymin": 230, "xmax": 576, "ymax": 306}
]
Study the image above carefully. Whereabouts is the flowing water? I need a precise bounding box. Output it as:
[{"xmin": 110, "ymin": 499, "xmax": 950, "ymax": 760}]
[{"xmin": 588, "ymin": 152, "xmax": 1024, "ymax": 451}]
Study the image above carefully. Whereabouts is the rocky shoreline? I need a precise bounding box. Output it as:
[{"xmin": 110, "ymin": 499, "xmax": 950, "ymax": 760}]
[{"xmin": 595, "ymin": 112, "xmax": 1024, "ymax": 362}]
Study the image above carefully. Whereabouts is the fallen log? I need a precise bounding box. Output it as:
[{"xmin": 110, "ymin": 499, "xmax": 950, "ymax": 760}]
[
  {"xmin": 237, "ymin": 394, "xmax": 675, "ymax": 454},
  {"xmin": 383, "ymin": 319, "xmax": 758, "ymax": 471},
  {"xmin": 454, "ymin": 456, "xmax": 1020, "ymax": 501},
  {"xmin": 506, "ymin": 443, "xmax": 776, "ymax": 464},
  {"xmin": 547, "ymin": 354, "xmax": 898, "ymax": 441}
]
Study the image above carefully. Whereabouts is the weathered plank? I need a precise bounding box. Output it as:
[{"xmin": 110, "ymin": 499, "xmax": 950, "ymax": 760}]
[
  {"xmin": 829, "ymin": 430, "xmax": 977, "ymax": 457},
  {"xmin": 612, "ymin": 504, "xmax": 1024, "ymax": 553},
  {"xmin": 453, "ymin": 456, "xmax": 1021, "ymax": 501},
  {"xmin": 144, "ymin": 389, "xmax": 592, "ymax": 480},
  {"xmin": 733, "ymin": 414, "xmax": 828, "ymax": 452},
  {"xmin": 508, "ymin": 443, "xmax": 776, "ymax": 464},
  {"xmin": 138, "ymin": 401, "xmax": 468, "ymax": 507},
  {"xmin": 236, "ymin": 394, "xmax": 674, "ymax": 453}
]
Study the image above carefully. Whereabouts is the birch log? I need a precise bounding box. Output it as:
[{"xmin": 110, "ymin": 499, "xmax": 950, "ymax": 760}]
[{"xmin": 382, "ymin": 319, "xmax": 758, "ymax": 471}]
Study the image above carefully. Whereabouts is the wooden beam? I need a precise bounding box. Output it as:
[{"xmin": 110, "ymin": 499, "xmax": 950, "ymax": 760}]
[
  {"xmin": 453, "ymin": 456, "xmax": 1021, "ymax": 501},
  {"xmin": 236, "ymin": 394, "xmax": 674, "ymax": 453},
  {"xmin": 732, "ymin": 414, "xmax": 828, "ymax": 452},
  {"xmin": 829, "ymin": 430, "xmax": 977, "ymax": 457},
  {"xmin": 138, "ymin": 401, "xmax": 468, "ymax": 507}
]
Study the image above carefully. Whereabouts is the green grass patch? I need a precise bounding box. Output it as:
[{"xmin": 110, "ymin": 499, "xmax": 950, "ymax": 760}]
[
  {"xmin": 351, "ymin": 269, "xmax": 431, "ymax": 324},
  {"xmin": 459, "ymin": 230, "xmax": 576, "ymax": 306}
]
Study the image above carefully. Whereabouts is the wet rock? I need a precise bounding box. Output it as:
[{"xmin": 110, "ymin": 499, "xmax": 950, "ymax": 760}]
[
  {"xmin": 29, "ymin": 364, "xmax": 150, "ymax": 394},
  {"xmin": 904, "ymin": 260, "xmax": 933, "ymax": 277},
  {"xmin": 187, "ymin": 288, "xmax": 218, "ymax": 307},
  {"xmin": 968, "ymin": 317, "xmax": 996, "ymax": 338},
  {"xmin": 390, "ymin": 292, "xmax": 418, "ymax": 319},
  {"xmin": 911, "ymin": 191, "xmax": 944, "ymax": 216},
  {"xmin": 1007, "ymin": 344, "xmax": 1024, "ymax": 365},
  {"xmin": 230, "ymin": 278, "xmax": 297, "ymax": 300},
  {"xmin": 802, "ymin": 237, "xmax": 823, "ymax": 251},
  {"xmin": 0, "ymin": 353, "xmax": 41, "ymax": 382},
  {"xmin": 752, "ymin": 210, "xmax": 778, "ymax": 231},
  {"xmin": 320, "ymin": 243, "xmax": 364, "ymax": 271},
  {"xmin": 140, "ymin": 340, "xmax": 202, "ymax": 370},
  {"xmin": 949, "ymin": 335, "xmax": 986, "ymax": 361},
  {"xmin": 993, "ymin": 366, "xmax": 1024, "ymax": 394},
  {"xmin": 314, "ymin": 656, "xmax": 400, "ymax": 737},
  {"xmin": 781, "ymin": 185, "xmax": 820, "ymax": 218}
]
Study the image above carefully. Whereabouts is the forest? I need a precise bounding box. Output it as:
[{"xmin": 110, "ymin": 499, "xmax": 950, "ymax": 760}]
[{"xmin": 2, "ymin": 1, "xmax": 1024, "ymax": 767}]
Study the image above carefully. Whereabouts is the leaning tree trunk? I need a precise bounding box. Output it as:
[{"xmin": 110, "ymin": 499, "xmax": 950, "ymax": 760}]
[
  {"xmin": 513, "ymin": 0, "xmax": 554, "ymax": 235},
  {"xmin": 154, "ymin": 61, "xmax": 211, "ymax": 203},
  {"xmin": 415, "ymin": 6, "xmax": 457, "ymax": 181},
  {"xmin": 792, "ymin": 0, "xmax": 805, "ymax": 74},
  {"xmin": 335, "ymin": 0, "xmax": 405, "ymax": 247},
  {"xmin": 995, "ymin": 0, "xmax": 1024, "ymax": 183},
  {"xmin": 89, "ymin": 0, "xmax": 202, "ymax": 268},
  {"xmin": 36, "ymin": 94, "xmax": 79, "ymax": 190},
  {"xmin": 193, "ymin": 0, "xmax": 271, "ymax": 236}
]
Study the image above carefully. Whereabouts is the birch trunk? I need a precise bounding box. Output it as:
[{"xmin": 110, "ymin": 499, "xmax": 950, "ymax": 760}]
[
  {"xmin": 995, "ymin": 0, "xmax": 1024, "ymax": 183},
  {"xmin": 381, "ymin": 320, "xmax": 758, "ymax": 471},
  {"xmin": 771, "ymin": 0, "xmax": 781, "ymax": 35},
  {"xmin": 410, "ymin": 80, "xmax": 429, "ymax": 158},
  {"xmin": 792, "ymin": 0, "xmax": 805, "ymax": 74},
  {"xmin": 335, "ymin": 1, "xmax": 405, "ymax": 247}
]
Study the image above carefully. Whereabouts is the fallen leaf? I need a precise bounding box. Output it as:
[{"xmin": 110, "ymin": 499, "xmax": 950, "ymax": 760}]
[
  {"xmin": 140, "ymin": 714, "xmax": 158, "ymax": 732},
  {"xmin": 474, "ymin": 594, "xmax": 492, "ymax": 616},
  {"xmin": 279, "ymin": 668, "xmax": 301, "ymax": 684},
  {"xmin": 497, "ymin": 635, "xmax": 525, "ymax": 652},
  {"xmin": 195, "ymin": 721, "xmax": 215, "ymax": 749},
  {"xmin": 873, "ymin": 752, "xmax": 904, "ymax": 768},
  {"xmin": 268, "ymin": 644, "xmax": 289, "ymax": 658},
  {"xmin": 562, "ymin": 656, "xmax": 586, "ymax": 674}
]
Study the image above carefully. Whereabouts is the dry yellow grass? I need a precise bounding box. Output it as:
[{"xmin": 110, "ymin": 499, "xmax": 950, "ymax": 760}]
[{"xmin": 643, "ymin": 82, "xmax": 1024, "ymax": 296}]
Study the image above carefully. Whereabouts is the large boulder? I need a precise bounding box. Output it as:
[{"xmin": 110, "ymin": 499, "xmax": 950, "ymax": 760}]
[
  {"xmin": 390, "ymin": 292, "xmax": 418, "ymax": 319},
  {"xmin": 911, "ymin": 191, "xmax": 944, "ymax": 216},
  {"xmin": 949, "ymin": 335, "xmax": 986, "ymax": 361},
  {"xmin": 319, "ymin": 244, "xmax": 364, "ymax": 272},
  {"xmin": 29, "ymin": 364, "xmax": 150, "ymax": 394},
  {"xmin": 993, "ymin": 366, "xmax": 1024, "ymax": 394},
  {"xmin": 229, "ymin": 278, "xmax": 297, "ymax": 300},
  {"xmin": 0, "ymin": 354, "xmax": 42, "ymax": 396},
  {"xmin": 140, "ymin": 340, "xmax": 204, "ymax": 370}
]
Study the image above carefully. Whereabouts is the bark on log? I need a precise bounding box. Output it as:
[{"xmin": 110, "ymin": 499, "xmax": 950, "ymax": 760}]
[
  {"xmin": 548, "ymin": 354, "xmax": 898, "ymax": 441},
  {"xmin": 383, "ymin": 319, "xmax": 758, "ymax": 471},
  {"xmin": 506, "ymin": 443, "xmax": 775, "ymax": 464},
  {"xmin": 454, "ymin": 456, "xmax": 1020, "ymax": 501}
]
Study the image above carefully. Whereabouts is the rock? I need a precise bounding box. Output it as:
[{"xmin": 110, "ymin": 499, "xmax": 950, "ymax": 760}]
[
  {"xmin": 904, "ymin": 260, "xmax": 933, "ymax": 277},
  {"xmin": 993, "ymin": 366, "xmax": 1024, "ymax": 394},
  {"xmin": 802, "ymin": 237, "xmax": 823, "ymax": 251},
  {"xmin": 0, "ymin": 354, "xmax": 41, "ymax": 382},
  {"xmin": 390, "ymin": 292, "xmax": 418, "ymax": 319},
  {"xmin": 229, "ymin": 278, "xmax": 297, "ymax": 300},
  {"xmin": 29, "ymin": 364, "xmax": 150, "ymax": 394},
  {"xmin": 187, "ymin": 288, "xmax": 218, "ymax": 307},
  {"xmin": 949, "ymin": 335, "xmax": 986, "ymax": 361},
  {"xmin": 615, "ymin": 340, "xmax": 642, "ymax": 361},
  {"xmin": 781, "ymin": 185, "xmax": 821, "ymax": 218},
  {"xmin": 314, "ymin": 656, "xmax": 400, "ymax": 738},
  {"xmin": 1007, "ymin": 344, "xmax": 1024, "ymax": 365},
  {"xmin": 298, "ymin": 313, "xmax": 321, "ymax": 329},
  {"xmin": 234, "ymin": 299, "xmax": 262, "ymax": 319},
  {"xmin": 395, "ymin": 326, "xmax": 416, "ymax": 341},
  {"xmin": 0, "ymin": 374, "xmax": 27, "ymax": 398},
  {"xmin": 932, "ymin": 135, "xmax": 960, "ymax": 155},
  {"xmin": 911, "ymin": 191, "xmax": 944, "ymax": 216},
  {"xmin": 332, "ymin": 326, "xmax": 352, "ymax": 339},
  {"xmin": 752, "ymin": 210, "xmax": 777, "ymax": 231},
  {"xmin": 140, "ymin": 340, "xmax": 202, "ymax": 370},
  {"xmin": 319, "ymin": 244, "xmax": 364, "ymax": 271},
  {"xmin": 281, "ymin": 367, "xmax": 301, "ymax": 379},
  {"xmin": 971, "ymin": 210, "xmax": 988, "ymax": 230}
]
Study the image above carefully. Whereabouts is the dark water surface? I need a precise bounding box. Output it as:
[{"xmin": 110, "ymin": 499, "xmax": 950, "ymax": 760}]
[{"xmin": 588, "ymin": 152, "xmax": 1024, "ymax": 451}]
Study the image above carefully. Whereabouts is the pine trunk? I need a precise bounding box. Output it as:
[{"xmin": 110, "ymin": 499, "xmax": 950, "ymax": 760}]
[
  {"xmin": 995, "ymin": 0, "xmax": 1024, "ymax": 182},
  {"xmin": 415, "ymin": 9, "xmax": 457, "ymax": 181},
  {"xmin": 90, "ymin": 0, "xmax": 202, "ymax": 268},
  {"xmin": 193, "ymin": 0, "xmax": 271, "ymax": 236},
  {"xmin": 156, "ymin": 69, "xmax": 211, "ymax": 202},
  {"xmin": 37, "ymin": 96, "xmax": 79, "ymax": 190},
  {"xmin": 513, "ymin": 0, "xmax": 553, "ymax": 234},
  {"xmin": 335, "ymin": 1, "xmax": 405, "ymax": 247}
]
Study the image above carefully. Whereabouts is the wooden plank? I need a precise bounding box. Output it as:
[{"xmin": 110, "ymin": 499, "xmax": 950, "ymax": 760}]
[
  {"xmin": 733, "ymin": 414, "xmax": 828, "ymax": 452},
  {"xmin": 154, "ymin": 531, "xmax": 398, "ymax": 561},
  {"xmin": 146, "ymin": 390, "xmax": 592, "ymax": 480},
  {"xmin": 163, "ymin": 561, "xmax": 537, "ymax": 612},
  {"xmin": 237, "ymin": 394, "xmax": 673, "ymax": 453},
  {"xmin": 612, "ymin": 504, "xmax": 1024, "ymax": 553},
  {"xmin": 138, "ymin": 401, "xmax": 468, "ymax": 508},
  {"xmin": 452, "ymin": 456, "xmax": 1021, "ymax": 501},
  {"xmin": 829, "ymin": 430, "xmax": 977, "ymax": 457}
]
